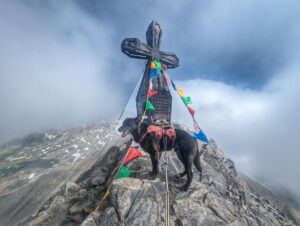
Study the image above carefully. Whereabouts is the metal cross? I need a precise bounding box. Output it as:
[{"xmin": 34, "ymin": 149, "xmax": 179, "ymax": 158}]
[{"xmin": 121, "ymin": 21, "xmax": 179, "ymax": 123}]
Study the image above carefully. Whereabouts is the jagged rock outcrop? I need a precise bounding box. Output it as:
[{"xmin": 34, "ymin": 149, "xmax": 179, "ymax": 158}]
[{"xmin": 26, "ymin": 133, "xmax": 298, "ymax": 226}]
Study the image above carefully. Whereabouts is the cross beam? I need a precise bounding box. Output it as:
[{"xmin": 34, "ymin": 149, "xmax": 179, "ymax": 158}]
[{"xmin": 121, "ymin": 21, "xmax": 179, "ymax": 68}]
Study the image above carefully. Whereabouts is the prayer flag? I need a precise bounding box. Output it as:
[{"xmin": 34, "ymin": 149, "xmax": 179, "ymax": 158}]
[
  {"xmin": 193, "ymin": 120, "xmax": 200, "ymax": 132},
  {"xmin": 116, "ymin": 166, "xmax": 135, "ymax": 179},
  {"xmin": 162, "ymin": 64, "xmax": 167, "ymax": 71},
  {"xmin": 187, "ymin": 106, "xmax": 196, "ymax": 117},
  {"xmin": 146, "ymin": 100, "xmax": 155, "ymax": 111},
  {"xmin": 176, "ymin": 87, "xmax": 185, "ymax": 97},
  {"xmin": 123, "ymin": 147, "xmax": 143, "ymax": 165},
  {"xmin": 154, "ymin": 60, "xmax": 162, "ymax": 71},
  {"xmin": 150, "ymin": 68, "xmax": 159, "ymax": 79},
  {"xmin": 148, "ymin": 90, "xmax": 158, "ymax": 98},
  {"xmin": 150, "ymin": 62, "xmax": 156, "ymax": 70},
  {"xmin": 181, "ymin": 96, "xmax": 192, "ymax": 105},
  {"xmin": 192, "ymin": 130, "xmax": 208, "ymax": 143},
  {"xmin": 165, "ymin": 74, "xmax": 171, "ymax": 84},
  {"xmin": 149, "ymin": 79, "xmax": 153, "ymax": 90}
]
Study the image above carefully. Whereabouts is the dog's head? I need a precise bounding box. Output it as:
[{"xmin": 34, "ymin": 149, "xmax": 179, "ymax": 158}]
[{"xmin": 118, "ymin": 117, "xmax": 139, "ymax": 137}]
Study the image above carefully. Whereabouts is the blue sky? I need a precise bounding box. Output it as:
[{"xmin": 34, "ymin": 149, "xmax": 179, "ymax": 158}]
[{"xmin": 0, "ymin": 0, "xmax": 300, "ymax": 205}]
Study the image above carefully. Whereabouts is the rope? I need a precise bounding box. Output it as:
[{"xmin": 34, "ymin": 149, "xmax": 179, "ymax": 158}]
[
  {"xmin": 114, "ymin": 62, "xmax": 146, "ymax": 130},
  {"xmin": 163, "ymin": 135, "xmax": 170, "ymax": 226}
]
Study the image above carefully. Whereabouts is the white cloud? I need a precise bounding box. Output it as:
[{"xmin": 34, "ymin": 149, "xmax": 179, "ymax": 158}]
[
  {"xmin": 172, "ymin": 61, "xmax": 300, "ymax": 200},
  {"xmin": 0, "ymin": 1, "xmax": 124, "ymax": 143}
]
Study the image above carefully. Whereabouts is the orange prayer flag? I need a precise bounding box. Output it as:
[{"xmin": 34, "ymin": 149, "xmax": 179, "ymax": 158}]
[
  {"xmin": 123, "ymin": 147, "xmax": 144, "ymax": 165},
  {"xmin": 148, "ymin": 90, "xmax": 158, "ymax": 98},
  {"xmin": 151, "ymin": 62, "xmax": 156, "ymax": 69}
]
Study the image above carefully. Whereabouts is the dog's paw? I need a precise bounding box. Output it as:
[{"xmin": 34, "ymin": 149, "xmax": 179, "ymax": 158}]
[
  {"xmin": 146, "ymin": 172, "xmax": 158, "ymax": 180},
  {"xmin": 179, "ymin": 185, "xmax": 189, "ymax": 192},
  {"xmin": 179, "ymin": 172, "xmax": 186, "ymax": 177}
]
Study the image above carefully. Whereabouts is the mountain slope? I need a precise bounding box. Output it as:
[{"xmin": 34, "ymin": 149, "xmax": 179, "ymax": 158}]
[
  {"xmin": 0, "ymin": 122, "xmax": 116, "ymax": 226},
  {"xmin": 26, "ymin": 135, "xmax": 297, "ymax": 226}
]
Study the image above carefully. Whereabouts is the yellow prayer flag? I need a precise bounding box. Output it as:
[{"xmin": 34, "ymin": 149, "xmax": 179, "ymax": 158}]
[{"xmin": 176, "ymin": 87, "xmax": 185, "ymax": 97}]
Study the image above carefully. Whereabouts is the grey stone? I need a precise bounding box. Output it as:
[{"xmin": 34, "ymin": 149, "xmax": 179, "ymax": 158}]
[
  {"xmin": 70, "ymin": 200, "xmax": 94, "ymax": 215},
  {"xmin": 91, "ymin": 175, "xmax": 106, "ymax": 186},
  {"xmin": 97, "ymin": 207, "xmax": 119, "ymax": 226}
]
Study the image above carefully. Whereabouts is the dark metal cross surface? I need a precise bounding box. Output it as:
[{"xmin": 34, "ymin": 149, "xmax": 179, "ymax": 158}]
[
  {"xmin": 121, "ymin": 21, "xmax": 179, "ymax": 68},
  {"xmin": 121, "ymin": 21, "xmax": 179, "ymax": 123}
]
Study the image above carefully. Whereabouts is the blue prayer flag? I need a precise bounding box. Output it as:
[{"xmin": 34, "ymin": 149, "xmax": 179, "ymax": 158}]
[
  {"xmin": 192, "ymin": 130, "xmax": 208, "ymax": 143},
  {"xmin": 150, "ymin": 69, "xmax": 159, "ymax": 79}
]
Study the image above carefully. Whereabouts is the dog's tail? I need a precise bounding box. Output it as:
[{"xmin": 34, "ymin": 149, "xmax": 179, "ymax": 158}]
[{"xmin": 194, "ymin": 144, "xmax": 202, "ymax": 173}]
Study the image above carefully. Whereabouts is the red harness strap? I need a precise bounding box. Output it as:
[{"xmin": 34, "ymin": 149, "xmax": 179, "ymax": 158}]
[{"xmin": 140, "ymin": 125, "xmax": 176, "ymax": 146}]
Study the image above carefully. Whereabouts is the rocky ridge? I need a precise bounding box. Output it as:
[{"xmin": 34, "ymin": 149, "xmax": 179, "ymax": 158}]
[{"xmin": 27, "ymin": 133, "xmax": 299, "ymax": 226}]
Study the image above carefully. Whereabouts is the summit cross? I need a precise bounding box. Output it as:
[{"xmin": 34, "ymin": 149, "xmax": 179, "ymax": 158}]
[{"xmin": 121, "ymin": 21, "xmax": 179, "ymax": 123}]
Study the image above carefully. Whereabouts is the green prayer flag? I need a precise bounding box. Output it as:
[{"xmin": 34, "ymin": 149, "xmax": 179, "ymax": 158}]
[
  {"xmin": 116, "ymin": 166, "xmax": 135, "ymax": 179},
  {"xmin": 181, "ymin": 96, "xmax": 192, "ymax": 105},
  {"xmin": 146, "ymin": 100, "xmax": 155, "ymax": 111},
  {"xmin": 154, "ymin": 60, "xmax": 162, "ymax": 71}
]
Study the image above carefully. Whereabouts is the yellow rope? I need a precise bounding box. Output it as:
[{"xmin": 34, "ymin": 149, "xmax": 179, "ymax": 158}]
[{"xmin": 92, "ymin": 140, "xmax": 133, "ymax": 214}]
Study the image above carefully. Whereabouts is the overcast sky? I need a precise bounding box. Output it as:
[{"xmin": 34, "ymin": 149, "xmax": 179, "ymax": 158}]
[{"xmin": 0, "ymin": 0, "xmax": 300, "ymax": 205}]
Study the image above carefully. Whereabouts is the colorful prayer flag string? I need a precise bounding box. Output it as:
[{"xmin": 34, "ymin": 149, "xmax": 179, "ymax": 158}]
[
  {"xmin": 143, "ymin": 60, "xmax": 165, "ymax": 115},
  {"xmin": 162, "ymin": 67, "xmax": 209, "ymax": 143}
]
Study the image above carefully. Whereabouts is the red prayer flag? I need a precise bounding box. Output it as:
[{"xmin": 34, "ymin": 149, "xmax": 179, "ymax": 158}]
[
  {"xmin": 149, "ymin": 79, "xmax": 153, "ymax": 90},
  {"xmin": 162, "ymin": 64, "xmax": 167, "ymax": 71},
  {"xmin": 165, "ymin": 74, "xmax": 171, "ymax": 84},
  {"xmin": 148, "ymin": 89, "xmax": 158, "ymax": 98},
  {"xmin": 193, "ymin": 119, "xmax": 200, "ymax": 132},
  {"xmin": 123, "ymin": 147, "xmax": 143, "ymax": 165},
  {"xmin": 187, "ymin": 106, "xmax": 196, "ymax": 117}
]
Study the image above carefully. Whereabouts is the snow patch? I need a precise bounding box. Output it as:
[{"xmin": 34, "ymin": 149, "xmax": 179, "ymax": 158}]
[{"xmin": 72, "ymin": 153, "xmax": 82, "ymax": 162}]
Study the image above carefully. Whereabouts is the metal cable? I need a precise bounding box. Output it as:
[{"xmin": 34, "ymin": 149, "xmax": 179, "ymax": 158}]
[
  {"xmin": 114, "ymin": 62, "xmax": 146, "ymax": 130},
  {"xmin": 163, "ymin": 135, "xmax": 170, "ymax": 226}
]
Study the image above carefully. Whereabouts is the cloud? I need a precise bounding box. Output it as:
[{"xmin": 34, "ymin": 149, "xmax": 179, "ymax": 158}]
[
  {"xmin": 0, "ymin": 1, "xmax": 128, "ymax": 143},
  {"xmin": 78, "ymin": 0, "xmax": 300, "ymax": 88},
  {"xmin": 171, "ymin": 59, "xmax": 300, "ymax": 203}
]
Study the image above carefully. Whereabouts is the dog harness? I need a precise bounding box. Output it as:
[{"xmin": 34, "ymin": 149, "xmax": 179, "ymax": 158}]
[{"xmin": 139, "ymin": 125, "xmax": 176, "ymax": 146}]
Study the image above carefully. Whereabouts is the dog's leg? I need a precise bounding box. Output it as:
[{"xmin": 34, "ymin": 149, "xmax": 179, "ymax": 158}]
[
  {"xmin": 180, "ymin": 170, "xmax": 187, "ymax": 177},
  {"xmin": 148, "ymin": 153, "xmax": 158, "ymax": 180},
  {"xmin": 194, "ymin": 143, "xmax": 203, "ymax": 182},
  {"xmin": 174, "ymin": 146, "xmax": 187, "ymax": 177},
  {"xmin": 181, "ymin": 158, "xmax": 193, "ymax": 191}
]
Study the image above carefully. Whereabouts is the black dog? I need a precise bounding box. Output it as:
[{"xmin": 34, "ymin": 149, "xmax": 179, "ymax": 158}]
[{"xmin": 118, "ymin": 117, "xmax": 202, "ymax": 191}]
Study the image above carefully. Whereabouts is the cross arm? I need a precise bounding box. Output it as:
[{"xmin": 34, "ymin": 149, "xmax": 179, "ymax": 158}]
[
  {"xmin": 121, "ymin": 38, "xmax": 152, "ymax": 60},
  {"xmin": 159, "ymin": 51, "xmax": 179, "ymax": 69},
  {"xmin": 121, "ymin": 38, "xmax": 179, "ymax": 69}
]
